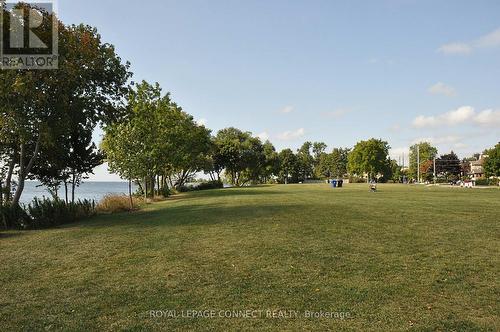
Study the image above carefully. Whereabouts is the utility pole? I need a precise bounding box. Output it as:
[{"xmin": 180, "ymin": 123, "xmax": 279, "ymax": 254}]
[
  {"xmin": 417, "ymin": 145, "xmax": 420, "ymax": 183},
  {"xmin": 433, "ymin": 157, "xmax": 436, "ymax": 184}
]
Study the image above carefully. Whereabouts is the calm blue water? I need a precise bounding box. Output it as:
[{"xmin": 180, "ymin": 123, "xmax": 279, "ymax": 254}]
[{"xmin": 16, "ymin": 181, "xmax": 137, "ymax": 204}]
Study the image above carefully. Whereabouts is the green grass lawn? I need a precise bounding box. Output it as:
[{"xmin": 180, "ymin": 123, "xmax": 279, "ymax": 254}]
[{"xmin": 1, "ymin": 184, "xmax": 499, "ymax": 331}]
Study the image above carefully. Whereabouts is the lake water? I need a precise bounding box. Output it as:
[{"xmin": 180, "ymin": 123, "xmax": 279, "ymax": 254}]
[{"xmin": 14, "ymin": 181, "xmax": 136, "ymax": 204}]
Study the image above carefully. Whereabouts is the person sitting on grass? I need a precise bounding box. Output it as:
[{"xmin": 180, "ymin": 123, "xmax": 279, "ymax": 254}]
[{"xmin": 370, "ymin": 179, "xmax": 377, "ymax": 192}]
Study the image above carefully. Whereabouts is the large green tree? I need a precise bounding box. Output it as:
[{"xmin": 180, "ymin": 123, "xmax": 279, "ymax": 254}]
[
  {"xmin": 347, "ymin": 139, "xmax": 391, "ymax": 182},
  {"xmin": 213, "ymin": 128, "xmax": 265, "ymax": 186},
  {"xmin": 296, "ymin": 142, "xmax": 314, "ymax": 182},
  {"xmin": 102, "ymin": 81, "xmax": 209, "ymax": 198},
  {"xmin": 435, "ymin": 151, "xmax": 461, "ymax": 180},
  {"xmin": 317, "ymin": 148, "xmax": 350, "ymax": 179},
  {"xmin": 0, "ymin": 4, "xmax": 131, "ymax": 206},
  {"xmin": 277, "ymin": 149, "xmax": 299, "ymax": 184}
]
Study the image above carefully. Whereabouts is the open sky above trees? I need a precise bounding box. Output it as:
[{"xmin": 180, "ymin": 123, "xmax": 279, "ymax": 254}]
[{"xmin": 54, "ymin": 1, "xmax": 500, "ymax": 181}]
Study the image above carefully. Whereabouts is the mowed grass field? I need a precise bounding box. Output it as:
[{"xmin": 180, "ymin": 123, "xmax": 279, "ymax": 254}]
[{"xmin": 1, "ymin": 184, "xmax": 499, "ymax": 331}]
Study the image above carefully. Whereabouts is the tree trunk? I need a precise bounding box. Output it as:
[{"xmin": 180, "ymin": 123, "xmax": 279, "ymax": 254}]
[
  {"xmin": 71, "ymin": 173, "xmax": 76, "ymax": 203},
  {"xmin": 12, "ymin": 137, "xmax": 41, "ymax": 206},
  {"xmin": 64, "ymin": 181, "xmax": 68, "ymax": 204},
  {"xmin": 4, "ymin": 151, "xmax": 16, "ymax": 203},
  {"xmin": 128, "ymin": 178, "xmax": 133, "ymax": 210},
  {"xmin": 156, "ymin": 175, "xmax": 160, "ymax": 196}
]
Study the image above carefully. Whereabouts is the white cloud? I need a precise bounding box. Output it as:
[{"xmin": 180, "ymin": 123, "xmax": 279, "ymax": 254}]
[
  {"xmin": 437, "ymin": 42, "xmax": 472, "ymax": 55},
  {"xmin": 277, "ymin": 128, "xmax": 305, "ymax": 140},
  {"xmin": 256, "ymin": 131, "xmax": 269, "ymax": 141},
  {"xmin": 195, "ymin": 118, "xmax": 207, "ymax": 126},
  {"xmin": 412, "ymin": 106, "xmax": 474, "ymax": 128},
  {"xmin": 473, "ymin": 109, "xmax": 500, "ymax": 126},
  {"xmin": 475, "ymin": 28, "xmax": 500, "ymax": 48},
  {"xmin": 412, "ymin": 106, "xmax": 500, "ymax": 128},
  {"xmin": 438, "ymin": 27, "xmax": 500, "ymax": 55},
  {"xmin": 428, "ymin": 82, "xmax": 457, "ymax": 97},
  {"xmin": 279, "ymin": 105, "xmax": 294, "ymax": 114}
]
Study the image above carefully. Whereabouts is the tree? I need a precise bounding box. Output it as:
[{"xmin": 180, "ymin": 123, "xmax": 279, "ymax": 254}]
[
  {"xmin": 409, "ymin": 142, "xmax": 438, "ymax": 182},
  {"xmin": 277, "ymin": 149, "xmax": 298, "ymax": 184},
  {"xmin": 435, "ymin": 151, "xmax": 461, "ymax": 180},
  {"xmin": 296, "ymin": 142, "xmax": 314, "ymax": 182},
  {"xmin": 261, "ymin": 140, "xmax": 279, "ymax": 183},
  {"xmin": 347, "ymin": 139, "xmax": 391, "ymax": 181},
  {"xmin": 213, "ymin": 128, "xmax": 265, "ymax": 186},
  {"xmin": 167, "ymin": 121, "xmax": 212, "ymax": 189},
  {"xmin": 316, "ymin": 148, "xmax": 349, "ymax": 179},
  {"xmin": 484, "ymin": 142, "xmax": 500, "ymax": 177},
  {"xmin": 0, "ymin": 4, "xmax": 131, "ymax": 206},
  {"xmin": 389, "ymin": 159, "xmax": 402, "ymax": 183},
  {"xmin": 102, "ymin": 81, "xmax": 209, "ymax": 199},
  {"xmin": 312, "ymin": 141, "xmax": 327, "ymax": 176}
]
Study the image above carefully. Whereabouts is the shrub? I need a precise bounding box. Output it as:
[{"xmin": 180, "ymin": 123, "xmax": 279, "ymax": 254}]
[
  {"xmin": 96, "ymin": 194, "xmax": 138, "ymax": 213},
  {"xmin": 475, "ymin": 178, "xmax": 499, "ymax": 186},
  {"xmin": 197, "ymin": 180, "xmax": 224, "ymax": 190},
  {"xmin": 348, "ymin": 176, "xmax": 366, "ymax": 183},
  {"xmin": 26, "ymin": 198, "xmax": 96, "ymax": 229},
  {"xmin": 0, "ymin": 203, "xmax": 31, "ymax": 230},
  {"xmin": 176, "ymin": 180, "xmax": 223, "ymax": 192},
  {"xmin": 0, "ymin": 198, "xmax": 96, "ymax": 230}
]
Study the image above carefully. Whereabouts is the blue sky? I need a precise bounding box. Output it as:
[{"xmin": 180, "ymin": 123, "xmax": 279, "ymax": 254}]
[{"xmin": 57, "ymin": 0, "xmax": 500, "ymax": 180}]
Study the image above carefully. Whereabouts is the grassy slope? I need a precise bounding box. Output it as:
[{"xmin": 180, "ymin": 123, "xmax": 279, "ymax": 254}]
[{"xmin": 0, "ymin": 184, "xmax": 499, "ymax": 331}]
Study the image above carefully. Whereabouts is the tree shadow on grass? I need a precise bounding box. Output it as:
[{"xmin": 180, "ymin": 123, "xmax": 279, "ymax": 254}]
[
  {"xmin": 0, "ymin": 231, "xmax": 26, "ymax": 239},
  {"xmin": 183, "ymin": 187, "xmax": 284, "ymax": 198},
  {"xmin": 61, "ymin": 199, "xmax": 306, "ymax": 231}
]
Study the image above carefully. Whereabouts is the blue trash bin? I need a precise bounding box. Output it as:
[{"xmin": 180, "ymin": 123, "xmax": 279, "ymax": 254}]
[{"xmin": 332, "ymin": 179, "xmax": 337, "ymax": 188}]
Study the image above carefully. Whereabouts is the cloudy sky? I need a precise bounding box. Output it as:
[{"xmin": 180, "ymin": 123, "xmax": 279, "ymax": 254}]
[{"xmin": 58, "ymin": 0, "xmax": 500, "ymax": 180}]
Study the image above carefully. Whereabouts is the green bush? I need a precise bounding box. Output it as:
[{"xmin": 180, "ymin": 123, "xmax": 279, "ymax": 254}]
[
  {"xmin": 475, "ymin": 178, "xmax": 499, "ymax": 186},
  {"xmin": 26, "ymin": 198, "xmax": 96, "ymax": 229},
  {"xmin": 197, "ymin": 180, "xmax": 224, "ymax": 190},
  {"xmin": 177, "ymin": 180, "xmax": 223, "ymax": 192},
  {"xmin": 348, "ymin": 176, "xmax": 366, "ymax": 183},
  {"xmin": 0, "ymin": 203, "xmax": 31, "ymax": 230},
  {"xmin": 0, "ymin": 198, "xmax": 96, "ymax": 230}
]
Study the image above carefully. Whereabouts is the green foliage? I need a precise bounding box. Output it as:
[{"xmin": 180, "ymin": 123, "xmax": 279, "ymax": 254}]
[
  {"xmin": 347, "ymin": 138, "xmax": 391, "ymax": 181},
  {"xmin": 177, "ymin": 180, "xmax": 223, "ymax": 192},
  {"xmin": 102, "ymin": 81, "xmax": 211, "ymax": 194},
  {"xmin": 196, "ymin": 180, "xmax": 224, "ymax": 190},
  {"xmin": 26, "ymin": 198, "xmax": 95, "ymax": 229},
  {"xmin": 483, "ymin": 142, "xmax": 500, "ymax": 177},
  {"xmin": 316, "ymin": 148, "xmax": 350, "ymax": 179},
  {"xmin": 0, "ymin": 203, "xmax": 31, "ymax": 230},
  {"xmin": 213, "ymin": 128, "xmax": 265, "ymax": 186},
  {"xmin": 436, "ymin": 151, "xmax": 461, "ymax": 180},
  {"xmin": 409, "ymin": 142, "xmax": 438, "ymax": 181},
  {"xmin": 0, "ymin": 5, "xmax": 131, "ymax": 205},
  {"xmin": 475, "ymin": 178, "xmax": 499, "ymax": 186},
  {"xmin": 277, "ymin": 148, "xmax": 299, "ymax": 184},
  {"xmin": 1, "ymin": 198, "xmax": 95, "ymax": 230},
  {"xmin": 296, "ymin": 142, "xmax": 314, "ymax": 182}
]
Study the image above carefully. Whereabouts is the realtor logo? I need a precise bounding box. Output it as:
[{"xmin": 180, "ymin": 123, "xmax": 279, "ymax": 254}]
[{"xmin": 0, "ymin": 0, "xmax": 58, "ymax": 69}]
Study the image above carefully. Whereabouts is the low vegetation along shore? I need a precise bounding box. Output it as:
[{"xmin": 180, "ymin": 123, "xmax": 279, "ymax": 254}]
[{"xmin": 1, "ymin": 184, "xmax": 498, "ymax": 331}]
